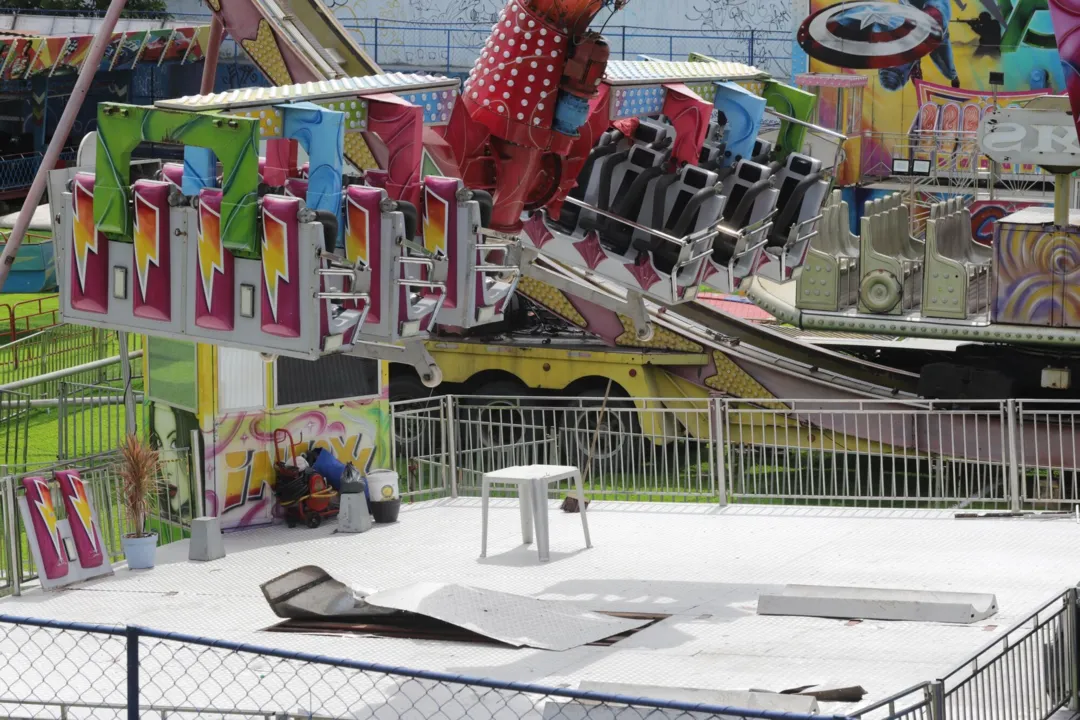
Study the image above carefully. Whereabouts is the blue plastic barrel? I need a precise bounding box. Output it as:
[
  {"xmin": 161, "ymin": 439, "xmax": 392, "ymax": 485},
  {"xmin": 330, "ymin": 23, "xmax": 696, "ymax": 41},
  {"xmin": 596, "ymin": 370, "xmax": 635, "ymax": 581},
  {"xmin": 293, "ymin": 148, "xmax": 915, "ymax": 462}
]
[{"xmin": 310, "ymin": 449, "xmax": 346, "ymax": 490}]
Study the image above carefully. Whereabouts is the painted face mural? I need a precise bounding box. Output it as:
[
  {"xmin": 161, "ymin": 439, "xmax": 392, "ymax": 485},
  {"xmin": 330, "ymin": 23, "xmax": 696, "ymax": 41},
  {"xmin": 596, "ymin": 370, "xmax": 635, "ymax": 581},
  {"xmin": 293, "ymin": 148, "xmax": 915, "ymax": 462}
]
[
  {"xmin": 798, "ymin": 0, "xmax": 1064, "ymax": 172},
  {"xmin": 148, "ymin": 402, "xmax": 200, "ymax": 518}
]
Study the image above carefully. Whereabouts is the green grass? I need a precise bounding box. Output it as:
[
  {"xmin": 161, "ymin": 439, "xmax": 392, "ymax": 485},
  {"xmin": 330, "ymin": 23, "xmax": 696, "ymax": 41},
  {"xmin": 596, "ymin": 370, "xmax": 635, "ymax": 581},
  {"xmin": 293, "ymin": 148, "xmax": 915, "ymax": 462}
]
[
  {"xmin": 4, "ymin": 377, "xmax": 148, "ymax": 471},
  {"xmin": 0, "ymin": 292, "xmax": 60, "ymax": 343}
]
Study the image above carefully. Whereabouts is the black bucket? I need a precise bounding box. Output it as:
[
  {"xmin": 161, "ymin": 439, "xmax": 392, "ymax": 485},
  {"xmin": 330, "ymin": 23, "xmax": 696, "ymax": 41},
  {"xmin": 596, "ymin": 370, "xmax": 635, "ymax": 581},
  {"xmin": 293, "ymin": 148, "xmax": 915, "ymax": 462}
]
[{"xmin": 370, "ymin": 498, "xmax": 401, "ymax": 524}]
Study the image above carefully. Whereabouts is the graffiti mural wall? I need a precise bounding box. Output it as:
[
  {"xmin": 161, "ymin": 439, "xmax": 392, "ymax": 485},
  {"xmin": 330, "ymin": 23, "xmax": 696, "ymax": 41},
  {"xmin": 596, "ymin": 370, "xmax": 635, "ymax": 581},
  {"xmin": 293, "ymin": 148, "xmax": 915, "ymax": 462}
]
[
  {"xmin": 797, "ymin": 0, "xmax": 1064, "ymax": 169},
  {"xmin": 145, "ymin": 336, "xmax": 390, "ymax": 532},
  {"xmin": 202, "ymin": 399, "xmax": 390, "ymax": 531}
]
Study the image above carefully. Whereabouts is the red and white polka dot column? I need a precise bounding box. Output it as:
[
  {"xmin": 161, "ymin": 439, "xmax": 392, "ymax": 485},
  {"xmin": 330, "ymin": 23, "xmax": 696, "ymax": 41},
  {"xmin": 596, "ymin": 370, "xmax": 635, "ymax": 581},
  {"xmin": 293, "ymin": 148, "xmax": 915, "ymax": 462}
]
[{"xmin": 461, "ymin": 0, "xmax": 569, "ymax": 150}]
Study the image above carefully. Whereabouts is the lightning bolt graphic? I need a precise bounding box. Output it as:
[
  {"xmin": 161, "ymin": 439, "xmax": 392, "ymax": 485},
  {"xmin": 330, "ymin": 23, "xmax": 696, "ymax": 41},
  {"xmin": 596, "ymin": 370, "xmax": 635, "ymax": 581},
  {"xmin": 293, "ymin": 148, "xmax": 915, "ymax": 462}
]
[
  {"xmin": 133, "ymin": 191, "xmax": 160, "ymax": 301},
  {"xmin": 70, "ymin": 477, "xmax": 97, "ymax": 551},
  {"xmin": 262, "ymin": 210, "xmax": 289, "ymax": 321},
  {"xmin": 345, "ymin": 195, "xmax": 370, "ymax": 266},
  {"xmin": 29, "ymin": 479, "xmax": 61, "ymax": 558},
  {"xmin": 197, "ymin": 199, "xmax": 223, "ymax": 309},
  {"xmin": 72, "ymin": 178, "xmax": 99, "ymax": 292},
  {"xmin": 423, "ymin": 187, "xmax": 448, "ymax": 258}
]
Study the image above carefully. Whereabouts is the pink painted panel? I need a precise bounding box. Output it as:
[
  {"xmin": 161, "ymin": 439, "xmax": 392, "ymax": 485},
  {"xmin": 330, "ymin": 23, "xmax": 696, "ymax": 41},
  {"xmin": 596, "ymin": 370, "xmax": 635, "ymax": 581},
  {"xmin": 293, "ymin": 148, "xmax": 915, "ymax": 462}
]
[
  {"xmin": 70, "ymin": 173, "xmax": 110, "ymax": 314},
  {"xmin": 194, "ymin": 189, "xmax": 235, "ymax": 331},
  {"xmin": 345, "ymin": 186, "xmax": 383, "ymax": 327},
  {"xmin": 54, "ymin": 470, "xmax": 105, "ymax": 569},
  {"xmin": 132, "ymin": 180, "xmax": 173, "ymax": 321},
  {"xmin": 260, "ymin": 195, "xmax": 303, "ymax": 338},
  {"xmin": 21, "ymin": 477, "xmax": 69, "ymax": 580}
]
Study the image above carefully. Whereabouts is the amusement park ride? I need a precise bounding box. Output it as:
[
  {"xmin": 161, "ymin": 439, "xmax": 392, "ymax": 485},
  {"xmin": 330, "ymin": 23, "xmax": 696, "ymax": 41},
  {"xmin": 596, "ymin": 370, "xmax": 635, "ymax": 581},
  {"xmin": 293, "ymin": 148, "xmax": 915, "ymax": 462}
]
[{"xmin": 14, "ymin": 0, "xmax": 1080, "ymax": 402}]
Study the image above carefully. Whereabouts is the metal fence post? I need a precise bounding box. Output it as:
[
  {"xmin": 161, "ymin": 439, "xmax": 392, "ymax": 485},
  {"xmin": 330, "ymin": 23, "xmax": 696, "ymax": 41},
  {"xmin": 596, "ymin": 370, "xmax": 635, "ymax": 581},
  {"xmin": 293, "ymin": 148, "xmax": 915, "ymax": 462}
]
[
  {"xmin": 1069, "ymin": 586, "xmax": 1079, "ymax": 711},
  {"xmin": 118, "ymin": 333, "xmax": 136, "ymax": 435},
  {"xmin": 1006, "ymin": 399, "xmax": 1021, "ymax": 511},
  {"xmin": 748, "ymin": 31, "xmax": 755, "ymax": 66},
  {"xmin": 2, "ymin": 475, "xmax": 18, "ymax": 597},
  {"xmin": 126, "ymin": 626, "xmax": 140, "ymax": 720},
  {"xmin": 446, "ymin": 28, "xmax": 452, "ymax": 74},
  {"xmin": 929, "ymin": 679, "xmax": 945, "ymax": 720},
  {"xmin": 446, "ymin": 395, "xmax": 458, "ymax": 498},
  {"xmin": 373, "ymin": 18, "xmax": 379, "ymax": 65},
  {"xmin": 57, "ymin": 381, "xmax": 67, "ymax": 461},
  {"xmin": 621, "ymin": 25, "xmax": 627, "ymax": 60},
  {"xmin": 713, "ymin": 398, "xmax": 728, "ymax": 506}
]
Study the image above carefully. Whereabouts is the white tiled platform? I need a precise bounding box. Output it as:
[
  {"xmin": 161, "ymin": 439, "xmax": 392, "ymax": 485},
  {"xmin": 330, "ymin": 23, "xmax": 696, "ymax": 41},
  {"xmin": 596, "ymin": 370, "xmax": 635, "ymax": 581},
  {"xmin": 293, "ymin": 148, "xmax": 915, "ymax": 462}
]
[{"xmin": 5, "ymin": 499, "xmax": 1080, "ymax": 715}]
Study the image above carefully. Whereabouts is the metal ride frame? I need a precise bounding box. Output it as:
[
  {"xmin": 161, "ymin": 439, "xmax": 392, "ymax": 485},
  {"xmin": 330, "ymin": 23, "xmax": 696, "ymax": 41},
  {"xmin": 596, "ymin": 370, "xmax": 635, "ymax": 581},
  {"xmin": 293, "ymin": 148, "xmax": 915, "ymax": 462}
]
[{"xmin": 861, "ymin": 129, "xmax": 1070, "ymax": 239}]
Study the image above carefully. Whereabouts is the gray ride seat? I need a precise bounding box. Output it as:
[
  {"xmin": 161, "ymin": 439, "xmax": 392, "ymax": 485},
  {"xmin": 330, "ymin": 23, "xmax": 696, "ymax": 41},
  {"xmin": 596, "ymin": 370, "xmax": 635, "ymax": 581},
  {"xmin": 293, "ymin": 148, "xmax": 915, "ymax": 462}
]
[
  {"xmin": 561, "ymin": 120, "xmax": 673, "ymax": 234},
  {"xmin": 796, "ymin": 193, "xmax": 860, "ymax": 311},
  {"xmin": 766, "ymin": 153, "xmax": 828, "ymax": 248},
  {"xmin": 699, "ymin": 120, "xmax": 726, "ymax": 172},
  {"xmin": 857, "ymin": 197, "xmax": 924, "ymax": 315},
  {"xmin": 711, "ymin": 159, "xmax": 778, "ymax": 267},
  {"xmin": 922, "ymin": 198, "xmax": 992, "ymax": 320},
  {"xmin": 632, "ymin": 163, "xmax": 726, "ymax": 276},
  {"xmin": 752, "ymin": 138, "xmax": 774, "ymax": 166},
  {"xmin": 579, "ymin": 142, "xmax": 672, "ymax": 256}
]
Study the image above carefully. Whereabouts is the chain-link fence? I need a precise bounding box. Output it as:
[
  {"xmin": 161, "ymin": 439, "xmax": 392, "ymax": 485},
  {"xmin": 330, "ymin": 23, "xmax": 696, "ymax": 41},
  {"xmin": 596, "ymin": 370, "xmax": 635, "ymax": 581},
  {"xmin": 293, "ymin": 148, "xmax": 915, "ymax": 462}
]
[{"xmin": 0, "ymin": 615, "xmax": 834, "ymax": 720}]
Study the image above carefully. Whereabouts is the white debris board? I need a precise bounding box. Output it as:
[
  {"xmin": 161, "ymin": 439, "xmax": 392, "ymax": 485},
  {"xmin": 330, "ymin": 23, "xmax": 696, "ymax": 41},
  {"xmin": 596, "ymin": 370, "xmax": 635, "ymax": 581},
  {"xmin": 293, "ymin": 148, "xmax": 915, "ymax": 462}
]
[{"xmin": 365, "ymin": 583, "xmax": 652, "ymax": 651}]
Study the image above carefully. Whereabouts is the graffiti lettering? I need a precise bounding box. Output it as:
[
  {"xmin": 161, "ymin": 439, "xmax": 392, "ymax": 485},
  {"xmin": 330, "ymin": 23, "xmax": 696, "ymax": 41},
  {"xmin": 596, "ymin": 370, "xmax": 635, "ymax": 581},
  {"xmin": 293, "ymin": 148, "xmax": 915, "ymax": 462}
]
[
  {"xmin": 998, "ymin": 0, "xmax": 1055, "ymax": 51},
  {"xmin": 221, "ymin": 433, "xmax": 374, "ymax": 514},
  {"xmin": 223, "ymin": 448, "xmax": 273, "ymax": 512}
]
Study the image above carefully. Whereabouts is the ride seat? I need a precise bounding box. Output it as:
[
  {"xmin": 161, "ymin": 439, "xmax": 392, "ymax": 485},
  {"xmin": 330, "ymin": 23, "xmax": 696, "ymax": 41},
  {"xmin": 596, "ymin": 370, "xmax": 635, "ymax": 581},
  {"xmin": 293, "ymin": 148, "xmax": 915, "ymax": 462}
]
[
  {"xmin": 558, "ymin": 129, "xmax": 625, "ymax": 231},
  {"xmin": 636, "ymin": 164, "xmax": 724, "ymax": 274},
  {"xmin": 580, "ymin": 143, "xmax": 670, "ymax": 254},
  {"xmin": 700, "ymin": 122, "xmax": 726, "ymax": 172},
  {"xmin": 751, "ymin": 138, "xmax": 774, "ymax": 166},
  {"xmin": 766, "ymin": 153, "xmax": 828, "ymax": 248},
  {"xmin": 720, "ymin": 159, "xmax": 777, "ymax": 230}
]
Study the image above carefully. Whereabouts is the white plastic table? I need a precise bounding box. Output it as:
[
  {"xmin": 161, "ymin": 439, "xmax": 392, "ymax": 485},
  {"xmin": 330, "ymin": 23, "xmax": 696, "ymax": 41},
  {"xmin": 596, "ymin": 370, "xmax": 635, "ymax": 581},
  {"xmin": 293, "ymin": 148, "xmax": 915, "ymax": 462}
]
[{"xmin": 480, "ymin": 464, "xmax": 592, "ymax": 562}]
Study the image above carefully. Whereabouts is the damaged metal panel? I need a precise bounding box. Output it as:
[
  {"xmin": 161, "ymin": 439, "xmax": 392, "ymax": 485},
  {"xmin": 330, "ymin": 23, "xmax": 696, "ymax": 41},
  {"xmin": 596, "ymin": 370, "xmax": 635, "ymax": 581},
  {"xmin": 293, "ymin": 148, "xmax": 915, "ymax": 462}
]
[
  {"xmin": 261, "ymin": 568, "xmax": 654, "ymax": 651},
  {"xmin": 364, "ymin": 582, "xmax": 653, "ymax": 651}
]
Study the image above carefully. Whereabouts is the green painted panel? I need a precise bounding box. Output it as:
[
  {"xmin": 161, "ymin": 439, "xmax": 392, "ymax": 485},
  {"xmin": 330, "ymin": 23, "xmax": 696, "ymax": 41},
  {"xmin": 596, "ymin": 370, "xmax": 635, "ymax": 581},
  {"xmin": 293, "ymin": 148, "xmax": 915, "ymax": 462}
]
[
  {"xmin": 761, "ymin": 81, "xmax": 817, "ymax": 159},
  {"xmin": 95, "ymin": 103, "xmax": 261, "ymax": 257}
]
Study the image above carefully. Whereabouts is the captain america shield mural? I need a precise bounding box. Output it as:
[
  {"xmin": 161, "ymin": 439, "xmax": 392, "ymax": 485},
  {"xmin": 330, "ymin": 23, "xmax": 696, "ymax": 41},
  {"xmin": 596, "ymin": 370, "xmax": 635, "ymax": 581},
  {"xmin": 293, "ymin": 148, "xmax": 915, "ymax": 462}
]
[{"xmin": 797, "ymin": 1, "xmax": 944, "ymax": 69}]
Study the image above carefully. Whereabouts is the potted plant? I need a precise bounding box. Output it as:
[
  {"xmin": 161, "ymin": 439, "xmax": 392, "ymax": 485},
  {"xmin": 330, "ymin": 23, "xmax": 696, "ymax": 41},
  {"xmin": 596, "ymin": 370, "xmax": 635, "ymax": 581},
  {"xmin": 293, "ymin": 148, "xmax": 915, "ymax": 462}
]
[{"xmin": 118, "ymin": 433, "xmax": 160, "ymax": 570}]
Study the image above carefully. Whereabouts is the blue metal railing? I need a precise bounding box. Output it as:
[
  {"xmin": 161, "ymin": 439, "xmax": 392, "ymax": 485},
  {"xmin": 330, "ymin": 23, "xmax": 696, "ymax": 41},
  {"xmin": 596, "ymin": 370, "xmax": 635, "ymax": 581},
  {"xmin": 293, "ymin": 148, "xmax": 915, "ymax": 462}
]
[
  {"xmin": 0, "ymin": 613, "xmax": 839, "ymax": 720},
  {"xmin": 342, "ymin": 19, "xmax": 791, "ymax": 78},
  {"xmin": 0, "ymin": 9, "xmax": 793, "ymax": 79},
  {"xmin": 0, "ymin": 150, "xmax": 76, "ymax": 193}
]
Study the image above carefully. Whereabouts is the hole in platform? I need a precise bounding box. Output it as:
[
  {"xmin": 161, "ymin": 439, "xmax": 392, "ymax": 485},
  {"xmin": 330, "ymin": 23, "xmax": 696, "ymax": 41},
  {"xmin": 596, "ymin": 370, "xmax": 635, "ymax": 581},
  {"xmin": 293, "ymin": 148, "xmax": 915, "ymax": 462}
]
[{"xmin": 263, "ymin": 611, "xmax": 670, "ymax": 647}]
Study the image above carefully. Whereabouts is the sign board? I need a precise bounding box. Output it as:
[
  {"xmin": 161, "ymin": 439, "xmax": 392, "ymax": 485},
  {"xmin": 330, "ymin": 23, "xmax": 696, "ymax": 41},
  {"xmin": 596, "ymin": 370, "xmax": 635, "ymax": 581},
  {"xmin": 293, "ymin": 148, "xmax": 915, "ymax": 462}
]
[
  {"xmin": 18, "ymin": 472, "xmax": 113, "ymax": 590},
  {"xmin": 978, "ymin": 107, "xmax": 1080, "ymax": 167}
]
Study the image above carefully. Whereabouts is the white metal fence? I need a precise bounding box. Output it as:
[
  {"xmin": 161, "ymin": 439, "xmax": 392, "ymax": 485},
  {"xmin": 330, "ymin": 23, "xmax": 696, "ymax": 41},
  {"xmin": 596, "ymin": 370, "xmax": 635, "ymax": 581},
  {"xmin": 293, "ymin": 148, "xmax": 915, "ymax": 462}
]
[
  {"xmin": 391, "ymin": 395, "xmax": 1080, "ymax": 511},
  {"xmin": 848, "ymin": 588, "xmax": 1078, "ymax": 720}
]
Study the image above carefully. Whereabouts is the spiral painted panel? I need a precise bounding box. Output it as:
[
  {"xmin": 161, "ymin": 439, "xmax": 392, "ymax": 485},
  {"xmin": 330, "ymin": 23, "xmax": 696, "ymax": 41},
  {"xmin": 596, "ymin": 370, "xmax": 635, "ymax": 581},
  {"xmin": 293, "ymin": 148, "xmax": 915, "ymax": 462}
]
[{"xmin": 994, "ymin": 222, "xmax": 1080, "ymax": 327}]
